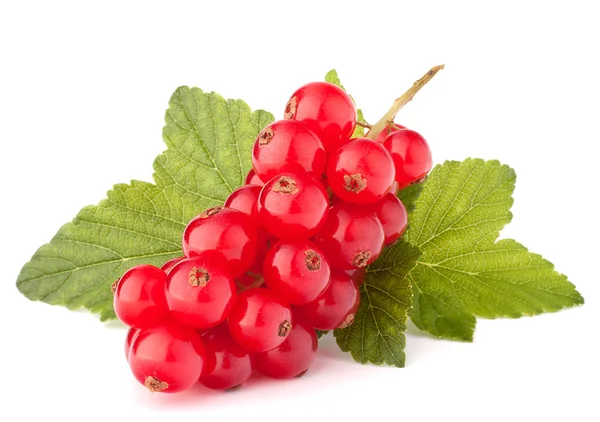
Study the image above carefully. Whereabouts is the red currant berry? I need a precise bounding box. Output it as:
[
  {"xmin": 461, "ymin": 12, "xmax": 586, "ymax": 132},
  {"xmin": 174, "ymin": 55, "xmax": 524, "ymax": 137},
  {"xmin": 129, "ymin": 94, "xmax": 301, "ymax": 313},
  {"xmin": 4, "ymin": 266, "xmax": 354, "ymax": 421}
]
[
  {"xmin": 245, "ymin": 169, "xmax": 264, "ymax": 186},
  {"xmin": 374, "ymin": 123, "xmax": 406, "ymax": 143},
  {"xmin": 258, "ymin": 173, "xmax": 329, "ymax": 240},
  {"xmin": 263, "ymin": 239, "xmax": 331, "ymax": 305},
  {"xmin": 296, "ymin": 270, "xmax": 360, "ymax": 330},
  {"xmin": 252, "ymin": 120, "xmax": 326, "ymax": 183},
  {"xmin": 224, "ymin": 184, "xmax": 261, "ymax": 220},
  {"xmin": 254, "ymin": 321, "xmax": 317, "ymax": 379},
  {"xmin": 383, "ymin": 129, "xmax": 432, "ymax": 188},
  {"xmin": 129, "ymin": 323, "xmax": 205, "ymax": 393},
  {"xmin": 327, "ymin": 138, "xmax": 395, "ymax": 205},
  {"xmin": 345, "ymin": 267, "xmax": 366, "ymax": 288},
  {"xmin": 182, "ymin": 207, "xmax": 258, "ymax": 278},
  {"xmin": 165, "ymin": 254, "xmax": 235, "ymax": 330},
  {"xmin": 161, "ymin": 256, "xmax": 184, "ymax": 275},
  {"xmin": 284, "ymin": 82, "xmax": 356, "ymax": 152},
  {"xmin": 369, "ymin": 193, "xmax": 408, "ymax": 245},
  {"xmin": 200, "ymin": 325, "xmax": 253, "ymax": 390},
  {"xmin": 113, "ymin": 265, "xmax": 170, "ymax": 328},
  {"xmin": 125, "ymin": 327, "xmax": 140, "ymax": 361},
  {"xmin": 227, "ymin": 288, "xmax": 293, "ymax": 353},
  {"xmin": 313, "ymin": 202, "xmax": 384, "ymax": 270}
]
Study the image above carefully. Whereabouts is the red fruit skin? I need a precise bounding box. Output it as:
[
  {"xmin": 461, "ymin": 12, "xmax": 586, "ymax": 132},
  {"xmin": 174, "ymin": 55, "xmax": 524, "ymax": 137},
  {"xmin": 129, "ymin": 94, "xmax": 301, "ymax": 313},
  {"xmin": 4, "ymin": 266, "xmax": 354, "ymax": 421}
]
[
  {"xmin": 161, "ymin": 256, "xmax": 184, "ymax": 275},
  {"xmin": 252, "ymin": 120, "xmax": 326, "ymax": 183},
  {"xmin": 182, "ymin": 207, "xmax": 258, "ymax": 278},
  {"xmin": 254, "ymin": 321, "xmax": 317, "ymax": 379},
  {"xmin": 383, "ymin": 129, "xmax": 433, "ymax": 189},
  {"xmin": 113, "ymin": 265, "xmax": 170, "ymax": 328},
  {"xmin": 263, "ymin": 239, "xmax": 331, "ymax": 305},
  {"xmin": 284, "ymin": 81, "xmax": 357, "ymax": 152},
  {"xmin": 313, "ymin": 202, "xmax": 385, "ymax": 270},
  {"xmin": 245, "ymin": 169, "xmax": 265, "ymax": 186},
  {"xmin": 258, "ymin": 173, "xmax": 329, "ymax": 240},
  {"xmin": 296, "ymin": 270, "xmax": 360, "ymax": 331},
  {"xmin": 374, "ymin": 123, "xmax": 407, "ymax": 143},
  {"xmin": 327, "ymin": 138, "xmax": 395, "ymax": 205},
  {"xmin": 227, "ymin": 289, "xmax": 293, "ymax": 353},
  {"xmin": 165, "ymin": 255, "xmax": 236, "ymax": 330},
  {"xmin": 369, "ymin": 193, "xmax": 408, "ymax": 245},
  {"xmin": 129, "ymin": 323, "xmax": 206, "ymax": 393},
  {"xmin": 345, "ymin": 267, "xmax": 366, "ymax": 288},
  {"xmin": 125, "ymin": 327, "xmax": 140, "ymax": 362},
  {"xmin": 224, "ymin": 185, "xmax": 262, "ymax": 220},
  {"xmin": 200, "ymin": 325, "xmax": 253, "ymax": 390}
]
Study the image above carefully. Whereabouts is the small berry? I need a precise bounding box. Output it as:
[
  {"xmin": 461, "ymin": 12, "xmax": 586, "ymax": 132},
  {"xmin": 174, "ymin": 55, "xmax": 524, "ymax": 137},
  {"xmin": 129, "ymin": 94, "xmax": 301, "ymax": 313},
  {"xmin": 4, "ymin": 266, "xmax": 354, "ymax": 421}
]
[
  {"xmin": 165, "ymin": 254, "xmax": 236, "ymax": 330},
  {"xmin": 374, "ymin": 123, "xmax": 406, "ymax": 143},
  {"xmin": 313, "ymin": 202, "xmax": 384, "ymax": 270},
  {"xmin": 113, "ymin": 265, "xmax": 170, "ymax": 328},
  {"xmin": 284, "ymin": 82, "xmax": 356, "ymax": 152},
  {"xmin": 200, "ymin": 325, "xmax": 253, "ymax": 390},
  {"xmin": 254, "ymin": 321, "xmax": 317, "ymax": 379},
  {"xmin": 224, "ymin": 185, "xmax": 261, "ymax": 220},
  {"xmin": 383, "ymin": 129, "xmax": 432, "ymax": 188},
  {"xmin": 252, "ymin": 120, "xmax": 326, "ymax": 183},
  {"xmin": 245, "ymin": 169, "xmax": 264, "ymax": 186},
  {"xmin": 129, "ymin": 323, "xmax": 206, "ymax": 393},
  {"xmin": 263, "ymin": 239, "xmax": 331, "ymax": 305},
  {"xmin": 369, "ymin": 193, "xmax": 408, "ymax": 245},
  {"xmin": 258, "ymin": 173, "xmax": 329, "ymax": 240},
  {"xmin": 296, "ymin": 270, "xmax": 360, "ymax": 330},
  {"xmin": 228, "ymin": 289, "xmax": 293, "ymax": 353},
  {"xmin": 327, "ymin": 138, "xmax": 395, "ymax": 205},
  {"xmin": 161, "ymin": 256, "xmax": 184, "ymax": 275},
  {"xmin": 182, "ymin": 207, "xmax": 258, "ymax": 278},
  {"xmin": 345, "ymin": 267, "xmax": 366, "ymax": 288},
  {"xmin": 125, "ymin": 327, "xmax": 140, "ymax": 362}
]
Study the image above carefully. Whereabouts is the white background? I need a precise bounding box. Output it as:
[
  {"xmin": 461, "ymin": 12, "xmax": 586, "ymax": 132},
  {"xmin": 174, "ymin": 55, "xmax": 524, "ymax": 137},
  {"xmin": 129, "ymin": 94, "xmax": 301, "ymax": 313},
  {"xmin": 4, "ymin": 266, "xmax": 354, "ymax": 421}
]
[{"xmin": 1, "ymin": 1, "xmax": 598, "ymax": 421}]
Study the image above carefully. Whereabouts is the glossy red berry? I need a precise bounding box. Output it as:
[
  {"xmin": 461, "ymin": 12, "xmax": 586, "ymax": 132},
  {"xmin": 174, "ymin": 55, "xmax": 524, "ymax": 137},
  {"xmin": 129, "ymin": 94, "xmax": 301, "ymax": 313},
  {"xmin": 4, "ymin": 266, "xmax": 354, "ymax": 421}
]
[
  {"xmin": 161, "ymin": 256, "xmax": 184, "ymax": 275},
  {"xmin": 227, "ymin": 288, "xmax": 293, "ymax": 353},
  {"xmin": 258, "ymin": 173, "xmax": 329, "ymax": 240},
  {"xmin": 200, "ymin": 325, "xmax": 253, "ymax": 390},
  {"xmin": 383, "ymin": 129, "xmax": 432, "ymax": 188},
  {"xmin": 284, "ymin": 82, "xmax": 356, "ymax": 152},
  {"xmin": 245, "ymin": 169, "xmax": 264, "ymax": 186},
  {"xmin": 327, "ymin": 138, "xmax": 395, "ymax": 205},
  {"xmin": 345, "ymin": 267, "xmax": 366, "ymax": 288},
  {"xmin": 369, "ymin": 193, "xmax": 408, "ymax": 245},
  {"xmin": 128, "ymin": 323, "xmax": 206, "ymax": 393},
  {"xmin": 252, "ymin": 120, "xmax": 326, "ymax": 183},
  {"xmin": 374, "ymin": 123, "xmax": 406, "ymax": 143},
  {"xmin": 165, "ymin": 254, "xmax": 235, "ymax": 330},
  {"xmin": 224, "ymin": 185, "xmax": 261, "ymax": 220},
  {"xmin": 296, "ymin": 270, "xmax": 360, "ymax": 330},
  {"xmin": 125, "ymin": 327, "xmax": 140, "ymax": 361},
  {"xmin": 314, "ymin": 202, "xmax": 384, "ymax": 270},
  {"xmin": 263, "ymin": 239, "xmax": 331, "ymax": 305},
  {"xmin": 113, "ymin": 265, "xmax": 170, "ymax": 328},
  {"xmin": 254, "ymin": 321, "xmax": 317, "ymax": 379},
  {"xmin": 182, "ymin": 207, "xmax": 258, "ymax": 278}
]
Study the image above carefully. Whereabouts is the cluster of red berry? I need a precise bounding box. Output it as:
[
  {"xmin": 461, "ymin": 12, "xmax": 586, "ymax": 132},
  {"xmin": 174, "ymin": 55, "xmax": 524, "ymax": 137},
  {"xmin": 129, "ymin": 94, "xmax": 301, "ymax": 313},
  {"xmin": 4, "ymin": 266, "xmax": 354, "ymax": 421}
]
[{"xmin": 112, "ymin": 81, "xmax": 433, "ymax": 393}]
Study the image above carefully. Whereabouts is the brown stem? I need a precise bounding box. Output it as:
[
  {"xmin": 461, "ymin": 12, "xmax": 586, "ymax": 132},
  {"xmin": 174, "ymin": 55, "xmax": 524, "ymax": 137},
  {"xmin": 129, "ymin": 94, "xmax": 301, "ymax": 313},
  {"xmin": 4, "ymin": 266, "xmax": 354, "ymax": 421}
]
[
  {"xmin": 239, "ymin": 276, "xmax": 265, "ymax": 292},
  {"xmin": 366, "ymin": 64, "xmax": 445, "ymax": 140},
  {"xmin": 356, "ymin": 121, "xmax": 372, "ymax": 129}
]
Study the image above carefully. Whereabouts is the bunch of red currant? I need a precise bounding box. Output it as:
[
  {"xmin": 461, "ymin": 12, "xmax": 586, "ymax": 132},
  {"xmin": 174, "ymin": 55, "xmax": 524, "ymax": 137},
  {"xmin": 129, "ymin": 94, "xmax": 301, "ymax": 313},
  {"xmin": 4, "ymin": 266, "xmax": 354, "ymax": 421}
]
[{"xmin": 112, "ymin": 81, "xmax": 433, "ymax": 393}]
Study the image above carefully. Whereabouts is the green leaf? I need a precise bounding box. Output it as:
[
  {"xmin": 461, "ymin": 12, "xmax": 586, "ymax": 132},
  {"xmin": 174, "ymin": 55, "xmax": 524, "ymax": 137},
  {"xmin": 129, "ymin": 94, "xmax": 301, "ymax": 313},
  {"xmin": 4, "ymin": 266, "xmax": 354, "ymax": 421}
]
[
  {"xmin": 325, "ymin": 69, "xmax": 365, "ymax": 138},
  {"xmin": 405, "ymin": 159, "xmax": 584, "ymax": 341},
  {"xmin": 17, "ymin": 87, "xmax": 274, "ymax": 320},
  {"xmin": 334, "ymin": 240, "xmax": 422, "ymax": 367},
  {"xmin": 316, "ymin": 330, "xmax": 329, "ymax": 339},
  {"xmin": 397, "ymin": 179, "xmax": 426, "ymax": 213}
]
